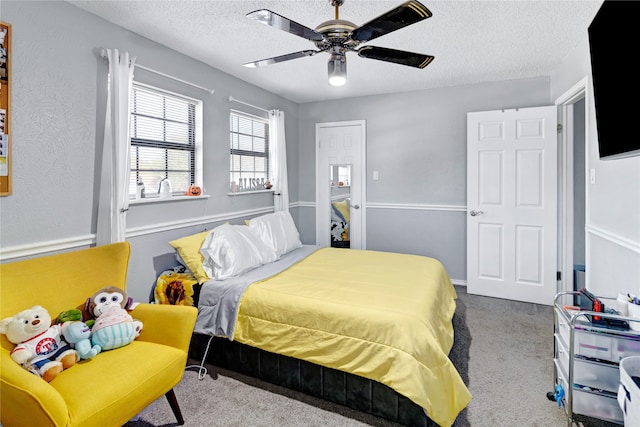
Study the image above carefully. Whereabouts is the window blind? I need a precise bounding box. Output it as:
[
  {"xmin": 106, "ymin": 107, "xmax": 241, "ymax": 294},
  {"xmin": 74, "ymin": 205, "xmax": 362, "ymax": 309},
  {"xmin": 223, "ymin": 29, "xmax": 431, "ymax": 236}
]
[
  {"xmin": 130, "ymin": 84, "xmax": 196, "ymax": 197},
  {"xmin": 229, "ymin": 110, "xmax": 269, "ymax": 191}
]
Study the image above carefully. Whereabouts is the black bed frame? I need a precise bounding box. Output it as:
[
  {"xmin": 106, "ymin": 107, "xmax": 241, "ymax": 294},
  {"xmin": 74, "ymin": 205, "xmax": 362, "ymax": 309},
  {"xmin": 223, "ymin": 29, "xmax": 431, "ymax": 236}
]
[{"xmin": 189, "ymin": 333, "xmax": 436, "ymax": 427}]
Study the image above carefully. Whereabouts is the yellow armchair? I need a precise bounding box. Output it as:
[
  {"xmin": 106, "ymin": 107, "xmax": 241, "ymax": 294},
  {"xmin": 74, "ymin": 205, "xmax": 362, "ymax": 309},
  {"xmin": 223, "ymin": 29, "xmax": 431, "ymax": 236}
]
[{"xmin": 0, "ymin": 242, "xmax": 197, "ymax": 427}]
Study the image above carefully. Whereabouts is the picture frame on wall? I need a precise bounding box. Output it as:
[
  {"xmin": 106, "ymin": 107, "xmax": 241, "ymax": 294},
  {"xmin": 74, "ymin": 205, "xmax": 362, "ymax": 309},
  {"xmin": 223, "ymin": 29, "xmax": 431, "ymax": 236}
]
[{"xmin": 0, "ymin": 21, "xmax": 11, "ymax": 196}]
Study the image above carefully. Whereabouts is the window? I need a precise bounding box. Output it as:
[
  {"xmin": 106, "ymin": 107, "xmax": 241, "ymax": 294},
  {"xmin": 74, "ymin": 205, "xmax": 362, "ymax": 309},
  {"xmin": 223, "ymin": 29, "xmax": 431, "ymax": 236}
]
[
  {"xmin": 129, "ymin": 83, "xmax": 202, "ymax": 198},
  {"xmin": 330, "ymin": 164, "xmax": 351, "ymax": 187},
  {"xmin": 229, "ymin": 110, "xmax": 269, "ymax": 192}
]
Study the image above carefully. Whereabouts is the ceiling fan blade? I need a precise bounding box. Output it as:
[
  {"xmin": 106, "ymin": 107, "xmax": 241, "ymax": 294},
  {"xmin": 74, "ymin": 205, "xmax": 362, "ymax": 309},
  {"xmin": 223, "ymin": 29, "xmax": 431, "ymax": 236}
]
[
  {"xmin": 357, "ymin": 46, "xmax": 434, "ymax": 69},
  {"xmin": 247, "ymin": 9, "xmax": 325, "ymax": 42},
  {"xmin": 351, "ymin": 1, "xmax": 432, "ymax": 43},
  {"xmin": 243, "ymin": 50, "xmax": 319, "ymax": 68}
]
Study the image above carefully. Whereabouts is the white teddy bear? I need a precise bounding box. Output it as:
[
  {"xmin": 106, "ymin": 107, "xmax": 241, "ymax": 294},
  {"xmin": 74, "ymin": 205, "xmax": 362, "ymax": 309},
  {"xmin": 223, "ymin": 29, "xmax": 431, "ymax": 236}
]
[{"xmin": 0, "ymin": 305, "xmax": 79, "ymax": 382}]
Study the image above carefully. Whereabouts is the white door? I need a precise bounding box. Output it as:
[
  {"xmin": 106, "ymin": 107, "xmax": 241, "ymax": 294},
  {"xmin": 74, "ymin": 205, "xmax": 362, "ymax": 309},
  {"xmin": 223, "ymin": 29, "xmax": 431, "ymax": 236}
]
[
  {"xmin": 316, "ymin": 121, "xmax": 366, "ymax": 249},
  {"xmin": 467, "ymin": 106, "xmax": 557, "ymax": 305}
]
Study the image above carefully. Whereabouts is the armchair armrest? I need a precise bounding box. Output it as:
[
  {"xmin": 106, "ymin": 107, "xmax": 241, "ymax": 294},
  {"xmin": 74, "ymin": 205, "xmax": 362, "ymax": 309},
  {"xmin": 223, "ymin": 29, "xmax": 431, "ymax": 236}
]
[
  {"xmin": 130, "ymin": 304, "xmax": 197, "ymax": 352},
  {"xmin": 1, "ymin": 351, "xmax": 68, "ymax": 427}
]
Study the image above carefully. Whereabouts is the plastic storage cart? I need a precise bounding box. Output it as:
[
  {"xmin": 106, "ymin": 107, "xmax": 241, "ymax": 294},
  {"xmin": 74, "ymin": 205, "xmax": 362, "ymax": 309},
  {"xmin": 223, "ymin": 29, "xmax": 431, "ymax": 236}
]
[
  {"xmin": 618, "ymin": 356, "xmax": 640, "ymax": 427},
  {"xmin": 553, "ymin": 291, "xmax": 640, "ymax": 426}
]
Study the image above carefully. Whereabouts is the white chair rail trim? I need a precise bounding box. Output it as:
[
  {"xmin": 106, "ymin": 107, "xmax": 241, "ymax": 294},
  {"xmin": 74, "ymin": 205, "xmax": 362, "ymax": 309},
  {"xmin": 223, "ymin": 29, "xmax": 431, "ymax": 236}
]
[
  {"xmin": 297, "ymin": 201, "xmax": 467, "ymax": 212},
  {"xmin": 587, "ymin": 224, "xmax": 640, "ymax": 254},
  {"xmin": 367, "ymin": 202, "xmax": 467, "ymax": 212},
  {"xmin": 0, "ymin": 234, "xmax": 96, "ymax": 261},
  {"xmin": 126, "ymin": 206, "xmax": 274, "ymax": 238},
  {"xmin": 1, "ymin": 203, "xmax": 469, "ymax": 261},
  {"xmin": 0, "ymin": 206, "xmax": 275, "ymax": 261}
]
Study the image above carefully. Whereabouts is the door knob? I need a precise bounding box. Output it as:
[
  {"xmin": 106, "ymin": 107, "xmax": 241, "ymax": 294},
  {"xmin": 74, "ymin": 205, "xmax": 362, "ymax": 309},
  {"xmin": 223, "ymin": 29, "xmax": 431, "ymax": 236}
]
[
  {"xmin": 470, "ymin": 210, "xmax": 484, "ymax": 216},
  {"xmin": 352, "ymin": 204, "xmax": 360, "ymax": 210}
]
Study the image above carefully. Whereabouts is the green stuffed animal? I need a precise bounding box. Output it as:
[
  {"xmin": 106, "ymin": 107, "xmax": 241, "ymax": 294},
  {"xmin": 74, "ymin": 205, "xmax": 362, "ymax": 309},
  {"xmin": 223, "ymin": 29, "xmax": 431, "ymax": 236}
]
[{"xmin": 57, "ymin": 309, "xmax": 94, "ymax": 328}]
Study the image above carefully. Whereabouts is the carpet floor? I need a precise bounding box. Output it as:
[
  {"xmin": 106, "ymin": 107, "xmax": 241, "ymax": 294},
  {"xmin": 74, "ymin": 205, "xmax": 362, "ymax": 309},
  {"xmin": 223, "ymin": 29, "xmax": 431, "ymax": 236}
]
[{"xmin": 125, "ymin": 286, "xmax": 621, "ymax": 427}]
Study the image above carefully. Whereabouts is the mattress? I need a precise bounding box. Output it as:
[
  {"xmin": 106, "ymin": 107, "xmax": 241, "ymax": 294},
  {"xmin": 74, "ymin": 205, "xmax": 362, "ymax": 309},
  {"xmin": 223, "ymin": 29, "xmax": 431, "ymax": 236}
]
[{"xmin": 195, "ymin": 246, "xmax": 471, "ymax": 427}]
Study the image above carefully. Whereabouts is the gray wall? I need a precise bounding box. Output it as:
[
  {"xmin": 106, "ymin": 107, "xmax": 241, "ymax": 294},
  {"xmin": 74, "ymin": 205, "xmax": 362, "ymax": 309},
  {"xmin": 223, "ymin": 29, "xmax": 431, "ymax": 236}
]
[
  {"xmin": 0, "ymin": 1, "xmax": 299, "ymax": 302},
  {"xmin": 551, "ymin": 36, "xmax": 640, "ymax": 298},
  {"xmin": 0, "ymin": 0, "xmax": 554, "ymax": 297},
  {"xmin": 297, "ymin": 78, "xmax": 551, "ymax": 281},
  {"xmin": 5, "ymin": 1, "xmax": 629, "ymax": 304}
]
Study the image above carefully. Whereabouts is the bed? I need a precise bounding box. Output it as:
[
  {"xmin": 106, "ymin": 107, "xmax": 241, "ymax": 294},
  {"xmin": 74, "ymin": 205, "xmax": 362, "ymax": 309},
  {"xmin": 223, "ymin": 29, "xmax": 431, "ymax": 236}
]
[{"xmin": 157, "ymin": 212, "xmax": 471, "ymax": 427}]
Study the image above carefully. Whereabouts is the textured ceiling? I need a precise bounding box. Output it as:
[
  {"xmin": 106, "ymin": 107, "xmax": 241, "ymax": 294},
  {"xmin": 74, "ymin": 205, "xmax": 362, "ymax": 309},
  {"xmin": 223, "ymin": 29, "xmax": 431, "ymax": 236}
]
[{"xmin": 68, "ymin": 0, "xmax": 604, "ymax": 104}]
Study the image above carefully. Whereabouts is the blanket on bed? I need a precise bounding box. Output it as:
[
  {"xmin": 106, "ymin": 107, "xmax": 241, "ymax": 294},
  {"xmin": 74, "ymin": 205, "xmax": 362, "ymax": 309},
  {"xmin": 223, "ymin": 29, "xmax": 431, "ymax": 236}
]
[
  {"xmin": 232, "ymin": 248, "xmax": 471, "ymax": 427},
  {"xmin": 195, "ymin": 245, "xmax": 320, "ymax": 338}
]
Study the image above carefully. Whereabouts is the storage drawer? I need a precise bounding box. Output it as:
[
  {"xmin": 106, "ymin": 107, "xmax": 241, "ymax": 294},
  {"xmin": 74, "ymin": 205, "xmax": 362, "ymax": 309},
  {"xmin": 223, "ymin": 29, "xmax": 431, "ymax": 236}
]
[
  {"xmin": 556, "ymin": 308, "xmax": 570, "ymax": 349},
  {"xmin": 556, "ymin": 306, "xmax": 640, "ymax": 363},
  {"xmin": 572, "ymin": 387, "xmax": 623, "ymax": 423},
  {"xmin": 555, "ymin": 334, "xmax": 569, "ymax": 377},
  {"xmin": 614, "ymin": 334, "xmax": 640, "ymax": 360},
  {"xmin": 575, "ymin": 329, "xmax": 640, "ymax": 363},
  {"xmin": 573, "ymin": 357, "xmax": 620, "ymax": 392},
  {"xmin": 574, "ymin": 330, "xmax": 613, "ymax": 361},
  {"xmin": 556, "ymin": 337, "xmax": 620, "ymax": 392},
  {"xmin": 556, "ymin": 355, "xmax": 623, "ymax": 423}
]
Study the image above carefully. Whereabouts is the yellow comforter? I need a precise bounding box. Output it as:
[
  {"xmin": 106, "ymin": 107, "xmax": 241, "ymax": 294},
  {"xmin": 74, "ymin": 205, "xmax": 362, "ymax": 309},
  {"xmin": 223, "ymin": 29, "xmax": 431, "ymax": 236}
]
[{"xmin": 233, "ymin": 248, "xmax": 471, "ymax": 427}]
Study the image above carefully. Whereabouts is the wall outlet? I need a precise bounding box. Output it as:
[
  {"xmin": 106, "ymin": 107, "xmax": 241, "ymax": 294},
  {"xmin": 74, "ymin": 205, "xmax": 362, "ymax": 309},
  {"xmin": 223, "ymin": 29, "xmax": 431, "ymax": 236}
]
[
  {"xmin": 373, "ymin": 170, "xmax": 379, "ymax": 181},
  {"xmin": 590, "ymin": 168, "xmax": 596, "ymax": 184}
]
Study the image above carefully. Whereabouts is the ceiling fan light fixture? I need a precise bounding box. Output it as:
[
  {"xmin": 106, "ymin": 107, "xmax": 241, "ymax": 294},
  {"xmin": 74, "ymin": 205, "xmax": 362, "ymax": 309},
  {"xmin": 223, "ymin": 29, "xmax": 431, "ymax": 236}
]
[
  {"xmin": 245, "ymin": 0, "xmax": 434, "ymax": 85},
  {"xmin": 328, "ymin": 53, "xmax": 347, "ymax": 86}
]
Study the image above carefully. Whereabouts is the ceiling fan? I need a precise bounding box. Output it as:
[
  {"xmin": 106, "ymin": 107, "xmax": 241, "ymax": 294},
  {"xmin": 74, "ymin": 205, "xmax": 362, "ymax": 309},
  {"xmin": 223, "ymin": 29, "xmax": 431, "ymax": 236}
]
[{"xmin": 243, "ymin": 0, "xmax": 434, "ymax": 87}]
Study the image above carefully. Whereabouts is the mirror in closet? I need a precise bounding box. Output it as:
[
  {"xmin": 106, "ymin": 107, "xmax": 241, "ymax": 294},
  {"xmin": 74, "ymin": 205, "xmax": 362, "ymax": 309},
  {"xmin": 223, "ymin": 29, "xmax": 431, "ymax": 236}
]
[{"xmin": 329, "ymin": 164, "xmax": 351, "ymax": 248}]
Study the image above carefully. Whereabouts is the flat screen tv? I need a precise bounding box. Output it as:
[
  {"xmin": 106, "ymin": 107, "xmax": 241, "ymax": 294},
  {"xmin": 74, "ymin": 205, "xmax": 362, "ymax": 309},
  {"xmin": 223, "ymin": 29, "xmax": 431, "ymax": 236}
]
[{"xmin": 588, "ymin": 0, "xmax": 640, "ymax": 160}]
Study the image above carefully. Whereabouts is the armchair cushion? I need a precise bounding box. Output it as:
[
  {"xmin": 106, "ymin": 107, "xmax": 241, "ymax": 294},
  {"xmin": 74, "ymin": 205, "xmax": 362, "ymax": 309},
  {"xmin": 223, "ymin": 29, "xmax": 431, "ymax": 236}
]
[
  {"xmin": 51, "ymin": 341, "xmax": 186, "ymax": 427},
  {"xmin": 0, "ymin": 242, "xmax": 197, "ymax": 427}
]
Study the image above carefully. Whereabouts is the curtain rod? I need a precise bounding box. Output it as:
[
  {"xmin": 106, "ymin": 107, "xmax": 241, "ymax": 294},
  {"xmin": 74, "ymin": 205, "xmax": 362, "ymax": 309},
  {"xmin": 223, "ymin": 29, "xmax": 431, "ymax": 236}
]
[
  {"xmin": 100, "ymin": 49, "xmax": 215, "ymax": 95},
  {"xmin": 229, "ymin": 96, "xmax": 270, "ymax": 113}
]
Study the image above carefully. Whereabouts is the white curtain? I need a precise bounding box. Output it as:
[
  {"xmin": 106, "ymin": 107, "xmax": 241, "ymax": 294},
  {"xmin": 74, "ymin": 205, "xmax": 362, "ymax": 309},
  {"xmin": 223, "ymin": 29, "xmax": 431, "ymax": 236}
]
[
  {"xmin": 269, "ymin": 110, "xmax": 289, "ymax": 212},
  {"xmin": 96, "ymin": 49, "xmax": 136, "ymax": 245}
]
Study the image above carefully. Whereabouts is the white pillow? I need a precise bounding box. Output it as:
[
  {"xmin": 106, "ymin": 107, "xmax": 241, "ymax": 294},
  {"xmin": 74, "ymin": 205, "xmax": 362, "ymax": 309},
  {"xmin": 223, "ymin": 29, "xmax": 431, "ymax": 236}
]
[
  {"xmin": 200, "ymin": 224, "xmax": 277, "ymax": 280},
  {"xmin": 248, "ymin": 211, "xmax": 302, "ymax": 257}
]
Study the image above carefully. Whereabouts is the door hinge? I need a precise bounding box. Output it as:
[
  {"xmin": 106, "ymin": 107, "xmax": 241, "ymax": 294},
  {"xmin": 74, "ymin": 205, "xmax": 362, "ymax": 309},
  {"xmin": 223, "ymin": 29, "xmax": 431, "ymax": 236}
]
[
  {"xmin": 557, "ymin": 271, "xmax": 562, "ymax": 281},
  {"xmin": 557, "ymin": 123, "xmax": 563, "ymax": 133}
]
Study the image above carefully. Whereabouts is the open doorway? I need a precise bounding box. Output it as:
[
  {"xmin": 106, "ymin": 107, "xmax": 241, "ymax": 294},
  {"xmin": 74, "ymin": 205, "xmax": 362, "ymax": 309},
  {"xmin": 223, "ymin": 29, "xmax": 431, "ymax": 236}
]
[
  {"xmin": 556, "ymin": 77, "xmax": 588, "ymax": 294},
  {"xmin": 572, "ymin": 98, "xmax": 586, "ymax": 291}
]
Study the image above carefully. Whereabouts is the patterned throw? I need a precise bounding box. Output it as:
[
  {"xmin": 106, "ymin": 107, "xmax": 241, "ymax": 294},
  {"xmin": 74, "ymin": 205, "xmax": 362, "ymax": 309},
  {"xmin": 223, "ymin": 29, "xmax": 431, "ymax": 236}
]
[{"xmin": 154, "ymin": 266, "xmax": 198, "ymax": 306}]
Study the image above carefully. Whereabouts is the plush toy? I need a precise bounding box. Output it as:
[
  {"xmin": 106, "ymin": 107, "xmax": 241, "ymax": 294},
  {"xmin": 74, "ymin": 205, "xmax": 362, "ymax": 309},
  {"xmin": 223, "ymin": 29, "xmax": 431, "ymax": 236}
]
[
  {"xmin": 61, "ymin": 321, "xmax": 101, "ymax": 359},
  {"xmin": 91, "ymin": 306, "xmax": 141, "ymax": 351},
  {"xmin": 85, "ymin": 286, "xmax": 135, "ymax": 320},
  {"xmin": 57, "ymin": 308, "xmax": 97, "ymax": 328},
  {"xmin": 0, "ymin": 305, "xmax": 79, "ymax": 382},
  {"xmin": 57, "ymin": 308, "xmax": 83, "ymax": 324},
  {"xmin": 83, "ymin": 286, "xmax": 143, "ymax": 351}
]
